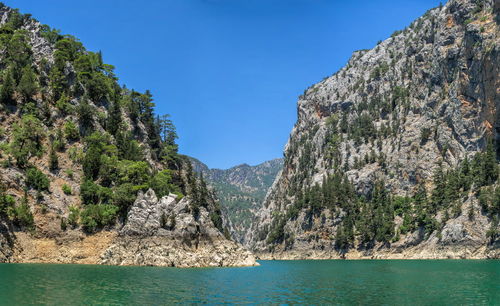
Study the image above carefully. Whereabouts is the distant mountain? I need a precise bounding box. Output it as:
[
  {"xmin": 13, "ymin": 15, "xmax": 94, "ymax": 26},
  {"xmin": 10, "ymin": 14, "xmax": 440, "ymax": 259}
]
[{"xmin": 190, "ymin": 158, "xmax": 283, "ymax": 243}]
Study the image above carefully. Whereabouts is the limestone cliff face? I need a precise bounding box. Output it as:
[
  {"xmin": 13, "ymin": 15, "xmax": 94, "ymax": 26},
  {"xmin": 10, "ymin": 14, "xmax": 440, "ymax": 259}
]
[
  {"xmin": 250, "ymin": 0, "xmax": 500, "ymax": 259},
  {"xmin": 190, "ymin": 157, "xmax": 283, "ymax": 243},
  {"xmin": 101, "ymin": 189, "xmax": 257, "ymax": 267}
]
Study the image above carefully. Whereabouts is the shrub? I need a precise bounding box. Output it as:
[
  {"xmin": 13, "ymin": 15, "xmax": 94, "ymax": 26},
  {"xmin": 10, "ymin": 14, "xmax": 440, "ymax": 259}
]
[
  {"xmin": 117, "ymin": 160, "xmax": 150, "ymax": 186},
  {"xmin": 64, "ymin": 121, "xmax": 79, "ymax": 141},
  {"xmin": 77, "ymin": 100, "xmax": 95, "ymax": 129},
  {"xmin": 12, "ymin": 197, "xmax": 34, "ymax": 229},
  {"xmin": 112, "ymin": 183, "xmax": 137, "ymax": 211},
  {"xmin": 25, "ymin": 167, "xmax": 50, "ymax": 192},
  {"xmin": 60, "ymin": 218, "xmax": 67, "ymax": 231},
  {"xmin": 55, "ymin": 93, "xmax": 73, "ymax": 115},
  {"xmin": 49, "ymin": 144, "xmax": 59, "ymax": 171},
  {"xmin": 53, "ymin": 129, "xmax": 65, "ymax": 151},
  {"xmin": 149, "ymin": 169, "xmax": 179, "ymax": 198},
  {"xmin": 420, "ymin": 127, "xmax": 432, "ymax": 144},
  {"xmin": 0, "ymin": 184, "xmax": 15, "ymax": 215},
  {"xmin": 0, "ymin": 67, "xmax": 15, "ymax": 104},
  {"xmin": 80, "ymin": 204, "xmax": 118, "ymax": 232},
  {"xmin": 67, "ymin": 147, "xmax": 84, "ymax": 162},
  {"xmin": 17, "ymin": 65, "xmax": 38, "ymax": 101},
  {"xmin": 80, "ymin": 179, "xmax": 112, "ymax": 205},
  {"xmin": 62, "ymin": 184, "xmax": 72, "ymax": 195},
  {"xmin": 68, "ymin": 205, "xmax": 80, "ymax": 227},
  {"xmin": 65, "ymin": 169, "xmax": 74, "ymax": 179},
  {"xmin": 11, "ymin": 115, "xmax": 45, "ymax": 167}
]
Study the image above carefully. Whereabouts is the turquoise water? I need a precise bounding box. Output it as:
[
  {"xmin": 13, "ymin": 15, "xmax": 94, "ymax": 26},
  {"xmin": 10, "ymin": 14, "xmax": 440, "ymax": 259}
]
[{"xmin": 0, "ymin": 260, "xmax": 499, "ymax": 305}]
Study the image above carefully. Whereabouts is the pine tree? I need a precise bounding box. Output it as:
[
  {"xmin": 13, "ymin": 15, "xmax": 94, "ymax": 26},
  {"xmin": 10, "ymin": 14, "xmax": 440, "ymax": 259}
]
[
  {"xmin": 0, "ymin": 67, "xmax": 15, "ymax": 104},
  {"xmin": 17, "ymin": 65, "xmax": 38, "ymax": 101},
  {"xmin": 106, "ymin": 100, "xmax": 122, "ymax": 136},
  {"xmin": 49, "ymin": 143, "xmax": 59, "ymax": 171},
  {"xmin": 484, "ymin": 139, "xmax": 498, "ymax": 185}
]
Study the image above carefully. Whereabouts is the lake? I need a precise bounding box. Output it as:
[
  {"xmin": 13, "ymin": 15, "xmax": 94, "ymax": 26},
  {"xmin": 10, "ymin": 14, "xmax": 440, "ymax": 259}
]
[{"xmin": 0, "ymin": 260, "xmax": 499, "ymax": 304}]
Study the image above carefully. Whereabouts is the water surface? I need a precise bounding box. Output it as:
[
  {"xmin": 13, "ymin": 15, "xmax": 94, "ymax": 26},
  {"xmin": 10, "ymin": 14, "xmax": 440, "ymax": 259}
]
[{"xmin": 0, "ymin": 260, "xmax": 499, "ymax": 304}]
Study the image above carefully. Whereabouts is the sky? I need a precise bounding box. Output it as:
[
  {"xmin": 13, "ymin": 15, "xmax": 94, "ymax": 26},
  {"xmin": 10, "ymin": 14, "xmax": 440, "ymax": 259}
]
[{"xmin": 6, "ymin": 0, "xmax": 441, "ymax": 169}]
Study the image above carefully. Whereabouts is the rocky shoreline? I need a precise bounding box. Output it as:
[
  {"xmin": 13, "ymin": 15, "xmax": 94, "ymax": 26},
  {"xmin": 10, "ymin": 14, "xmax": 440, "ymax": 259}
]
[
  {"xmin": 5, "ymin": 190, "xmax": 258, "ymax": 268},
  {"xmin": 256, "ymin": 247, "xmax": 499, "ymax": 260}
]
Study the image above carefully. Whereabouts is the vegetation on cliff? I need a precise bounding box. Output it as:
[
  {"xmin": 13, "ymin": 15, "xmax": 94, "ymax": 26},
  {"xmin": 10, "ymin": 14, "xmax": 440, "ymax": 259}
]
[{"xmin": 0, "ymin": 3, "xmax": 221, "ymax": 239}]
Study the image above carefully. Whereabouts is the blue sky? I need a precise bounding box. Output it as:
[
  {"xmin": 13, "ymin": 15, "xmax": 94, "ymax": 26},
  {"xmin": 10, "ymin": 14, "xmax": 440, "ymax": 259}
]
[{"xmin": 7, "ymin": 0, "xmax": 440, "ymax": 169}]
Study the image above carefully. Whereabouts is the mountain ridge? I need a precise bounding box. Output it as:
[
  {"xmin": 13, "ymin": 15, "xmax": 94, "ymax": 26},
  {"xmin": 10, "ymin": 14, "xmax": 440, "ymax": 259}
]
[
  {"xmin": 190, "ymin": 157, "xmax": 283, "ymax": 243},
  {"xmin": 249, "ymin": 0, "xmax": 500, "ymax": 259}
]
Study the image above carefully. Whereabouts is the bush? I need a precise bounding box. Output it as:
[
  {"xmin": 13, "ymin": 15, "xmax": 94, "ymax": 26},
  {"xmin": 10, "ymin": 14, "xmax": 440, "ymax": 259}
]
[
  {"xmin": 65, "ymin": 169, "xmax": 74, "ymax": 179},
  {"xmin": 0, "ymin": 67, "xmax": 15, "ymax": 104},
  {"xmin": 25, "ymin": 167, "xmax": 50, "ymax": 192},
  {"xmin": 149, "ymin": 169, "xmax": 179, "ymax": 198},
  {"xmin": 55, "ymin": 93, "xmax": 73, "ymax": 115},
  {"xmin": 12, "ymin": 198, "xmax": 34, "ymax": 229},
  {"xmin": 64, "ymin": 121, "xmax": 79, "ymax": 141},
  {"xmin": 0, "ymin": 184, "xmax": 15, "ymax": 215},
  {"xmin": 60, "ymin": 218, "xmax": 67, "ymax": 231},
  {"xmin": 112, "ymin": 183, "xmax": 137, "ymax": 211},
  {"xmin": 420, "ymin": 127, "xmax": 432, "ymax": 144},
  {"xmin": 80, "ymin": 179, "xmax": 112, "ymax": 205},
  {"xmin": 80, "ymin": 204, "xmax": 118, "ymax": 232},
  {"xmin": 77, "ymin": 101, "xmax": 95, "ymax": 129},
  {"xmin": 53, "ymin": 129, "xmax": 65, "ymax": 151},
  {"xmin": 68, "ymin": 205, "xmax": 80, "ymax": 227},
  {"xmin": 62, "ymin": 184, "xmax": 72, "ymax": 195},
  {"xmin": 17, "ymin": 65, "xmax": 38, "ymax": 101},
  {"xmin": 11, "ymin": 115, "xmax": 45, "ymax": 167},
  {"xmin": 67, "ymin": 147, "xmax": 83, "ymax": 163},
  {"xmin": 49, "ymin": 144, "xmax": 59, "ymax": 171},
  {"xmin": 117, "ymin": 160, "xmax": 150, "ymax": 186}
]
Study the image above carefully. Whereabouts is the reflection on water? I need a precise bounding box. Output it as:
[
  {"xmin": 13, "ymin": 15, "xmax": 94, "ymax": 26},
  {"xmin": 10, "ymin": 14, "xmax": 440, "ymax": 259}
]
[{"xmin": 0, "ymin": 260, "xmax": 499, "ymax": 304}]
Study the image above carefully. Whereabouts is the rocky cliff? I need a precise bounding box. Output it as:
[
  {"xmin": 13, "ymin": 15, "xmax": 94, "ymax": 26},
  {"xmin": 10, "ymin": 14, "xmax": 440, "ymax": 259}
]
[
  {"xmin": 250, "ymin": 0, "xmax": 500, "ymax": 259},
  {"xmin": 101, "ymin": 189, "xmax": 257, "ymax": 267},
  {"xmin": 0, "ymin": 4, "xmax": 255, "ymax": 267},
  {"xmin": 190, "ymin": 158, "xmax": 283, "ymax": 243}
]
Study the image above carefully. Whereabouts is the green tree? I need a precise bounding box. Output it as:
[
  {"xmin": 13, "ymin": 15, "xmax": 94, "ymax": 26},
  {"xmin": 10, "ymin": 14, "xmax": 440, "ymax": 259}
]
[
  {"xmin": 25, "ymin": 167, "xmax": 50, "ymax": 192},
  {"xmin": 106, "ymin": 100, "xmax": 122, "ymax": 136},
  {"xmin": 77, "ymin": 100, "xmax": 95, "ymax": 132},
  {"xmin": 117, "ymin": 160, "xmax": 150, "ymax": 187},
  {"xmin": 10, "ymin": 115, "xmax": 45, "ymax": 167},
  {"xmin": 49, "ymin": 143, "xmax": 58, "ymax": 171},
  {"xmin": 80, "ymin": 179, "xmax": 112, "ymax": 205},
  {"xmin": 55, "ymin": 93, "xmax": 73, "ymax": 115},
  {"xmin": 80, "ymin": 204, "xmax": 118, "ymax": 232},
  {"xmin": 483, "ymin": 139, "xmax": 498, "ymax": 185},
  {"xmin": 6, "ymin": 32, "xmax": 32, "ymax": 78},
  {"xmin": 64, "ymin": 120, "xmax": 79, "ymax": 141},
  {"xmin": 12, "ymin": 196, "xmax": 34, "ymax": 229},
  {"xmin": 17, "ymin": 65, "xmax": 38, "ymax": 101},
  {"xmin": 82, "ymin": 144, "xmax": 102, "ymax": 180},
  {"xmin": 149, "ymin": 170, "xmax": 180, "ymax": 198},
  {"xmin": 116, "ymin": 131, "xmax": 143, "ymax": 161},
  {"xmin": 0, "ymin": 67, "xmax": 15, "ymax": 104},
  {"xmin": 112, "ymin": 183, "xmax": 137, "ymax": 212}
]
